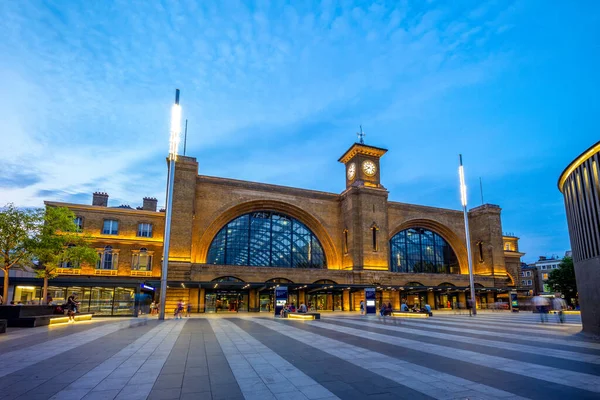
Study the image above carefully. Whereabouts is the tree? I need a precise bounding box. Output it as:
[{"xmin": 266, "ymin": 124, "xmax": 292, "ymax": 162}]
[
  {"xmin": 547, "ymin": 256, "xmax": 578, "ymax": 305},
  {"xmin": 0, "ymin": 204, "xmax": 39, "ymax": 303},
  {"xmin": 30, "ymin": 206, "xmax": 97, "ymax": 304}
]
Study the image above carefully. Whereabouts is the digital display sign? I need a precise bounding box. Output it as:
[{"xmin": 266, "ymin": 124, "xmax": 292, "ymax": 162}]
[
  {"xmin": 275, "ymin": 286, "xmax": 288, "ymax": 317},
  {"xmin": 364, "ymin": 288, "xmax": 376, "ymax": 314}
]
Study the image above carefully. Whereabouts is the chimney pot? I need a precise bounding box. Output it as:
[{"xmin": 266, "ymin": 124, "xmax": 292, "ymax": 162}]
[
  {"xmin": 142, "ymin": 197, "xmax": 158, "ymax": 212},
  {"xmin": 92, "ymin": 192, "xmax": 109, "ymax": 207}
]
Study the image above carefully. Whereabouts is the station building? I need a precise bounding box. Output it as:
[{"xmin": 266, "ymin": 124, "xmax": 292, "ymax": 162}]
[{"xmin": 10, "ymin": 141, "xmax": 523, "ymax": 315}]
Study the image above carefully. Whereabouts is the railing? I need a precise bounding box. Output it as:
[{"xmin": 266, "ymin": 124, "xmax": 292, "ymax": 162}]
[
  {"xmin": 130, "ymin": 270, "xmax": 153, "ymax": 277},
  {"xmin": 56, "ymin": 268, "xmax": 81, "ymax": 275},
  {"xmin": 94, "ymin": 269, "xmax": 118, "ymax": 276}
]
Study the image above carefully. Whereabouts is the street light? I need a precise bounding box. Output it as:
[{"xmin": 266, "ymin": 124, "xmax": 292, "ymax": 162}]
[
  {"xmin": 459, "ymin": 154, "xmax": 477, "ymax": 316},
  {"xmin": 159, "ymin": 89, "xmax": 181, "ymax": 320}
]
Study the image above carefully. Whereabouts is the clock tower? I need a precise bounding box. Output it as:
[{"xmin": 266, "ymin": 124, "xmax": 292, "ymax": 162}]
[
  {"xmin": 338, "ymin": 141, "xmax": 389, "ymax": 271},
  {"xmin": 338, "ymin": 142, "xmax": 387, "ymax": 189}
]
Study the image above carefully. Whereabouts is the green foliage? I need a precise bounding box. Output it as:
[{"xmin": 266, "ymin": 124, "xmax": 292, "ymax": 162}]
[
  {"xmin": 0, "ymin": 204, "xmax": 40, "ymax": 271},
  {"xmin": 547, "ymin": 256, "xmax": 577, "ymax": 303},
  {"xmin": 30, "ymin": 206, "xmax": 98, "ymax": 280}
]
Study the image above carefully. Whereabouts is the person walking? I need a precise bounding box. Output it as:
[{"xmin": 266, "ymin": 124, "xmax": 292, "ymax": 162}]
[
  {"xmin": 66, "ymin": 293, "xmax": 79, "ymax": 323},
  {"xmin": 533, "ymin": 296, "xmax": 549, "ymax": 323},
  {"xmin": 186, "ymin": 302, "xmax": 192, "ymax": 317},
  {"xmin": 360, "ymin": 300, "xmax": 365, "ymax": 315},
  {"xmin": 467, "ymin": 298, "xmax": 474, "ymax": 317},
  {"xmin": 552, "ymin": 296, "xmax": 567, "ymax": 323}
]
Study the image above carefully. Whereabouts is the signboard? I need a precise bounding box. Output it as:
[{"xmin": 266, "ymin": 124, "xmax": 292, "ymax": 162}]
[
  {"xmin": 274, "ymin": 286, "xmax": 288, "ymax": 317},
  {"xmin": 365, "ymin": 288, "xmax": 376, "ymax": 315},
  {"xmin": 510, "ymin": 291, "xmax": 519, "ymax": 313},
  {"xmin": 140, "ymin": 284, "xmax": 155, "ymax": 291}
]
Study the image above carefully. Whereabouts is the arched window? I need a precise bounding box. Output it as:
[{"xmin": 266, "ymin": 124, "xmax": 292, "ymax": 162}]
[
  {"xmin": 97, "ymin": 245, "xmax": 118, "ymax": 270},
  {"xmin": 313, "ymin": 279, "xmax": 337, "ymax": 285},
  {"xmin": 390, "ymin": 227, "xmax": 459, "ymax": 274},
  {"xmin": 438, "ymin": 282, "xmax": 456, "ymax": 287},
  {"xmin": 212, "ymin": 276, "xmax": 244, "ymax": 282},
  {"xmin": 405, "ymin": 282, "xmax": 425, "ymax": 287},
  {"xmin": 131, "ymin": 248, "xmax": 153, "ymax": 271},
  {"xmin": 206, "ymin": 211, "xmax": 326, "ymax": 268},
  {"xmin": 266, "ymin": 278, "xmax": 294, "ymax": 283}
]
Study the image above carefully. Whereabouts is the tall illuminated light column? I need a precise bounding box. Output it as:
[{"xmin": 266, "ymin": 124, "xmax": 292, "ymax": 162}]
[
  {"xmin": 159, "ymin": 89, "xmax": 181, "ymax": 320},
  {"xmin": 459, "ymin": 154, "xmax": 477, "ymax": 316}
]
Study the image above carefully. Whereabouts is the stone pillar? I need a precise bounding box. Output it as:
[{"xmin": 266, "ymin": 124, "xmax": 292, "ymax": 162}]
[
  {"xmin": 299, "ymin": 290, "xmax": 306, "ymax": 306},
  {"xmin": 487, "ymin": 292, "xmax": 495, "ymax": 306},
  {"xmin": 427, "ymin": 292, "xmax": 435, "ymax": 308},
  {"xmin": 189, "ymin": 288, "xmax": 199, "ymax": 313},
  {"xmin": 249, "ymin": 289, "xmax": 258, "ymax": 312},
  {"xmin": 343, "ymin": 290, "xmax": 350, "ymax": 311},
  {"xmin": 199, "ymin": 288, "xmax": 205, "ymax": 313},
  {"xmin": 393, "ymin": 291, "xmax": 400, "ymax": 310},
  {"xmin": 459, "ymin": 292, "xmax": 466, "ymax": 308}
]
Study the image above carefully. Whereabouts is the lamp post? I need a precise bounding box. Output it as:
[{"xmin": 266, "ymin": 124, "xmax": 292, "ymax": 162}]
[
  {"xmin": 159, "ymin": 89, "xmax": 181, "ymax": 320},
  {"xmin": 459, "ymin": 154, "xmax": 477, "ymax": 316}
]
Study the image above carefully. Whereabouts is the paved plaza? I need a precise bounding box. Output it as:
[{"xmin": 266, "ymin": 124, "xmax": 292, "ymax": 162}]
[{"xmin": 0, "ymin": 312, "xmax": 596, "ymax": 400}]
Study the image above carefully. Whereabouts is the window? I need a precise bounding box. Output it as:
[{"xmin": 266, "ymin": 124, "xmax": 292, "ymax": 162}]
[
  {"xmin": 137, "ymin": 223, "xmax": 153, "ymax": 237},
  {"xmin": 371, "ymin": 226, "xmax": 378, "ymax": 251},
  {"xmin": 206, "ymin": 211, "xmax": 326, "ymax": 268},
  {"xmin": 74, "ymin": 217, "xmax": 83, "ymax": 232},
  {"xmin": 521, "ymin": 271, "xmax": 525, "ymax": 277},
  {"xmin": 131, "ymin": 248, "xmax": 152, "ymax": 271},
  {"xmin": 343, "ymin": 229, "xmax": 348, "ymax": 254},
  {"xmin": 542, "ymin": 273, "xmax": 548, "ymax": 280},
  {"xmin": 526, "ymin": 271, "xmax": 532, "ymax": 277},
  {"xmin": 478, "ymin": 242, "xmax": 484, "ymax": 262},
  {"xmin": 389, "ymin": 227, "xmax": 459, "ymax": 274},
  {"xmin": 103, "ymin": 220, "xmax": 119, "ymax": 235},
  {"xmin": 552, "ymin": 265, "xmax": 558, "ymax": 269},
  {"xmin": 97, "ymin": 246, "xmax": 118, "ymax": 269},
  {"xmin": 61, "ymin": 244, "xmax": 78, "ymax": 268},
  {"xmin": 527, "ymin": 280, "xmax": 532, "ymax": 286},
  {"xmin": 540, "ymin": 265, "xmax": 546, "ymax": 270},
  {"xmin": 521, "ymin": 280, "xmax": 526, "ymax": 285},
  {"xmin": 504, "ymin": 243, "xmax": 511, "ymax": 251}
]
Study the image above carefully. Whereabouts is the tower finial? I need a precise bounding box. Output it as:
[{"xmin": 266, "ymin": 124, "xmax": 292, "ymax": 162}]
[{"xmin": 357, "ymin": 125, "xmax": 366, "ymax": 144}]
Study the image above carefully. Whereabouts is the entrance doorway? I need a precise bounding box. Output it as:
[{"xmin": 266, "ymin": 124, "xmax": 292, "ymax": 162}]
[{"xmin": 204, "ymin": 290, "xmax": 248, "ymax": 313}]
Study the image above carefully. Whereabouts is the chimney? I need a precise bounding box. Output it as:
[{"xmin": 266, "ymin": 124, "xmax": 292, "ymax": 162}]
[
  {"xmin": 142, "ymin": 197, "xmax": 158, "ymax": 212},
  {"xmin": 92, "ymin": 192, "xmax": 109, "ymax": 207}
]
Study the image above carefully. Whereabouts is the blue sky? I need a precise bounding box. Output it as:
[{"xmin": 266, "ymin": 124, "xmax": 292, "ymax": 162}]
[{"xmin": 1, "ymin": 1, "xmax": 598, "ymax": 262}]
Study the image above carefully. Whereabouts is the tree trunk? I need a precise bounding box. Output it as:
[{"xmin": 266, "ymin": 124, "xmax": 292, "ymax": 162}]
[
  {"xmin": 43, "ymin": 275, "xmax": 48, "ymax": 305},
  {"xmin": 2, "ymin": 268, "xmax": 8, "ymax": 304}
]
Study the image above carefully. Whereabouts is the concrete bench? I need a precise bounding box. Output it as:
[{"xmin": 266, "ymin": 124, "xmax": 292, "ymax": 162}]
[
  {"xmin": 0, "ymin": 319, "xmax": 6, "ymax": 334},
  {"xmin": 287, "ymin": 312, "xmax": 321, "ymax": 320},
  {"xmin": 7, "ymin": 313, "xmax": 93, "ymax": 327},
  {"xmin": 391, "ymin": 311, "xmax": 430, "ymax": 318}
]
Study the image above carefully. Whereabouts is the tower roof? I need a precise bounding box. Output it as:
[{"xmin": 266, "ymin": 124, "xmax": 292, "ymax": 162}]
[{"xmin": 338, "ymin": 142, "xmax": 388, "ymax": 164}]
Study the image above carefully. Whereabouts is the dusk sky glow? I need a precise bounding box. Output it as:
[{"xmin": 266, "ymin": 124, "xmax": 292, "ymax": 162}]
[{"xmin": 1, "ymin": 1, "xmax": 599, "ymax": 262}]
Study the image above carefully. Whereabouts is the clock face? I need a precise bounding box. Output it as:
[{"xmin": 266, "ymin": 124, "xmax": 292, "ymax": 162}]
[
  {"xmin": 362, "ymin": 160, "xmax": 377, "ymax": 176},
  {"xmin": 347, "ymin": 163, "xmax": 356, "ymax": 180}
]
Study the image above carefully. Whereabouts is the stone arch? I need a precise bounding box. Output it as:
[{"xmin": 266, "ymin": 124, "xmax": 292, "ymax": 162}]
[
  {"xmin": 197, "ymin": 200, "xmax": 339, "ymax": 268},
  {"xmin": 404, "ymin": 281, "xmax": 425, "ymax": 287},
  {"xmin": 266, "ymin": 278, "xmax": 294, "ymax": 284},
  {"xmin": 313, "ymin": 279, "xmax": 337, "ymax": 284},
  {"xmin": 438, "ymin": 282, "xmax": 456, "ymax": 287},
  {"xmin": 211, "ymin": 276, "xmax": 245, "ymax": 282},
  {"xmin": 389, "ymin": 219, "xmax": 468, "ymax": 275}
]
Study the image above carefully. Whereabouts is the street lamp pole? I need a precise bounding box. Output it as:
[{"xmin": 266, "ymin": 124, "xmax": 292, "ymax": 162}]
[
  {"xmin": 459, "ymin": 154, "xmax": 477, "ymax": 316},
  {"xmin": 159, "ymin": 89, "xmax": 181, "ymax": 320}
]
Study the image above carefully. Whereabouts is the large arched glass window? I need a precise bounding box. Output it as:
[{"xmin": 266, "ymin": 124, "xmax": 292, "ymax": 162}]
[
  {"xmin": 206, "ymin": 211, "xmax": 326, "ymax": 268},
  {"xmin": 390, "ymin": 227, "xmax": 459, "ymax": 274}
]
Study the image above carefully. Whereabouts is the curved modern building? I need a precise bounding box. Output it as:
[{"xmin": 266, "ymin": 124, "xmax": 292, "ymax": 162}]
[
  {"xmin": 8, "ymin": 141, "xmax": 524, "ymax": 315},
  {"xmin": 559, "ymin": 141, "xmax": 600, "ymax": 335}
]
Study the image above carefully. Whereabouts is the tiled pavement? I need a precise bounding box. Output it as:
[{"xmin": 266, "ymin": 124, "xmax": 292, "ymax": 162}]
[{"xmin": 0, "ymin": 312, "xmax": 596, "ymax": 399}]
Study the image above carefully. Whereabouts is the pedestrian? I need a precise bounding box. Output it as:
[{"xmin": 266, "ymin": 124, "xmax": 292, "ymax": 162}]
[
  {"xmin": 467, "ymin": 298, "xmax": 473, "ymax": 317},
  {"xmin": 46, "ymin": 294, "xmax": 53, "ymax": 305},
  {"xmin": 424, "ymin": 303, "xmax": 432, "ymax": 316},
  {"xmin": 186, "ymin": 302, "xmax": 192, "ymax": 317},
  {"xmin": 150, "ymin": 301, "xmax": 156, "ymax": 315},
  {"xmin": 401, "ymin": 302, "xmax": 408, "ymax": 312},
  {"xmin": 552, "ymin": 296, "xmax": 567, "ymax": 323},
  {"xmin": 298, "ymin": 303, "xmax": 307, "ymax": 313},
  {"xmin": 360, "ymin": 300, "xmax": 365, "ymax": 315},
  {"xmin": 66, "ymin": 293, "xmax": 79, "ymax": 323},
  {"xmin": 379, "ymin": 303, "xmax": 386, "ymax": 317},
  {"xmin": 533, "ymin": 296, "xmax": 549, "ymax": 323},
  {"xmin": 175, "ymin": 299, "xmax": 184, "ymax": 319}
]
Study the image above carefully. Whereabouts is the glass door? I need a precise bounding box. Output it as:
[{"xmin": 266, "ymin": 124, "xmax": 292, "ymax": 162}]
[
  {"xmin": 205, "ymin": 293, "xmax": 216, "ymax": 313},
  {"xmin": 259, "ymin": 293, "xmax": 272, "ymax": 312}
]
